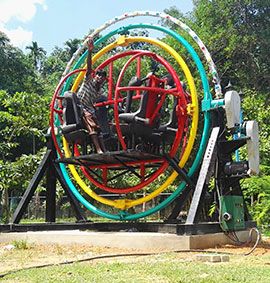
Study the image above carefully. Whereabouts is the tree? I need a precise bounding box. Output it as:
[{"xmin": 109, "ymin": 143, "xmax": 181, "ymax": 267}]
[
  {"xmin": 0, "ymin": 31, "xmax": 10, "ymax": 47},
  {"xmin": 185, "ymin": 0, "xmax": 270, "ymax": 164},
  {"xmin": 26, "ymin": 41, "xmax": 46, "ymax": 70},
  {"xmin": 0, "ymin": 34, "xmax": 44, "ymax": 94},
  {"xmin": 0, "ymin": 90, "xmax": 49, "ymax": 160},
  {"xmin": 64, "ymin": 38, "xmax": 82, "ymax": 59},
  {"xmin": 191, "ymin": 0, "xmax": 270, "ymax": 91}
]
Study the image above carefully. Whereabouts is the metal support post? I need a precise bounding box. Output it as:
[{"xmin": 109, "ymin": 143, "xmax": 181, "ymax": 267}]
[{"xmin": 186, "ymin": 127, "xmax": 220, "ymax": 225}]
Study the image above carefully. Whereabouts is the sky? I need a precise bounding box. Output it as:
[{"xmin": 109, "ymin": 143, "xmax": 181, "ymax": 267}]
[{"xmin": 0, "ymin": 0, "xmax": 194, "ymax": 54}]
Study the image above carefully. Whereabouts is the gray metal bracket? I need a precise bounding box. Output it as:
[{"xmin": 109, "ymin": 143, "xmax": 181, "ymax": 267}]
[{"xmin": 186, "ymin": 127, "xmax": 220, "ymax": 225}]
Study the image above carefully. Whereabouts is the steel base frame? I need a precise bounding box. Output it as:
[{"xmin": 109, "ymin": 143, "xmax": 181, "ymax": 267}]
[{"xmin": 0, "ymin": 221, "xmax": 256, "ymax": 235}]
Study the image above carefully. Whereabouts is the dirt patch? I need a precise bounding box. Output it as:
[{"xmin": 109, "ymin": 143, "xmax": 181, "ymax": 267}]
[{"xmin": 0, "ymin": 243, "xmax": 135, "ymax": 273}]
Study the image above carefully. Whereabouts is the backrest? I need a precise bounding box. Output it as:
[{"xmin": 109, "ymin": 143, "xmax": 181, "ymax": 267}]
[
  {"xmin": 158, "ymin": 96, "xmax": 178, "ymax": 132},
  {"xmin": 125, "ymin": 76, "xmax": 142, "ymax": 113},
  {"xmin": 166, "ymin": 96, "xmax": 178, "ymax": 128},
  {"xmin": 118, "ymin": 76, "xmax": 161, "ymax": 126},
  {"xmin": 135, "ymin": 77, "xmax": 159, "ymax": 120},
  {"xmin": 62, "ymin": 91, "xmax": 84, "ymax": 132}
]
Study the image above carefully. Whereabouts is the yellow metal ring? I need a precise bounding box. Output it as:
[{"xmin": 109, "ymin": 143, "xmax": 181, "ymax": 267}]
[{"xmin": 63, "ymin": 36, "xmax": 198, "ymax": 210}]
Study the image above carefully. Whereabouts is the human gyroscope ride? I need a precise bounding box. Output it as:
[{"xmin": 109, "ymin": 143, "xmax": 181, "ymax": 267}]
[{"xmin": 11, "ymin": 11, "xmax": 259, "ymax": 234}]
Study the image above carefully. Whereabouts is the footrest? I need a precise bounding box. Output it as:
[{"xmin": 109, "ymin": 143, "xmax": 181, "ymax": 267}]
[{"xmin": 63, "ymin": 129, "xmax": 89, "ymax": 144}]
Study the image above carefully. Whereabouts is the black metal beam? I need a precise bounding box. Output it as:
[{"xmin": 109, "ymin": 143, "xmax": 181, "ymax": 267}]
[
  {"xmin": 218, "ymin": 138, "xmax": 247, "ymax": 155},
  {"xmin": 0, "ymin": 221, "xmax": 257, "ymax": 235},
  {"xmin": 164, "ymin": 154, "xmax": 194, "ymax": 187},
  {"xmin": 45, "ymin": 149, "xmax": 56, "ymax": 222},
  {"xmin": 12, "ymin": 150, "xmax": 52, "ymax": 224}
]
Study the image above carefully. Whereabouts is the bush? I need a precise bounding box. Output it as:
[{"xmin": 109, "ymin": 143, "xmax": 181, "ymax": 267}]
[{"xmin": 242, "ymin": 175, "xmax": 270, "ymax": 228}]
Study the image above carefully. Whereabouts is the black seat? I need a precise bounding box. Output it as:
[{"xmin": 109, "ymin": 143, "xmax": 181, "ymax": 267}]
[
  {"xmin": 61, "ymin": 91, "xmax": 88, "ymax": 144},
  {"xmin": 119, "ymin": 77, "xmax": 159, "ymax": 130},
  {"xmin": 119, "ymin": 76, "xmax": 142, "ymax": 114},
  {"xmin": 115, "ymin": 77, "xmax": 162, "ymax": 152},
  {"xmin": 157, "ymin": 75, "xmax": 181, "ymax": 142},
  {"xmin": 158, "ymin": 96, "xmax": 178, "ymax": 133},
  {"xmin": 95, "ymin": 95, "xmax": 111, "ymax": 139}
]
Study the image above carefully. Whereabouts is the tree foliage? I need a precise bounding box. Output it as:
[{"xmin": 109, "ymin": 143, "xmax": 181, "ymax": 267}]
[
  {"xmin": 26, "ymin": 41, "xmax": 46, "ymax": 70},
  {"xmin": 0, "ymin": 90, "xmax": 50, "ymax": 161},
  {"xmin": 0, "ymin": 41, "xmax": 39, "ymax": 94},
  {"xmin": 191, "ymin": 0, "xmax": 270, "ymax": 91}
]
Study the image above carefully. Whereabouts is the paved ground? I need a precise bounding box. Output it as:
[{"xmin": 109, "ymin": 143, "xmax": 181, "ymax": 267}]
[{"xmin": 0, "ymin": 230, "xmax": 254, "ymax": 250}]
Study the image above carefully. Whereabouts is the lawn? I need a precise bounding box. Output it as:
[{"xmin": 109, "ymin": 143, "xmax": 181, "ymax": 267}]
[{"xmin": 1, "ymin": 241, "xmax": 270, "ymax": 283}]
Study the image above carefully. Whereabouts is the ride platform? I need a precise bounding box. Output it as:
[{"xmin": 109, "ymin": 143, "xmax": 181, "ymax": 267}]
[{"xmin": 56, "ymin": 150, "xmax": 164, "ymax": 167}]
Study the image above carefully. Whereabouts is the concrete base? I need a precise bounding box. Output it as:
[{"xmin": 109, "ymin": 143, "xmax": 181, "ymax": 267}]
[{"xmin": 0, "ymin": 230, "xmax": 252, "ymax": 251}]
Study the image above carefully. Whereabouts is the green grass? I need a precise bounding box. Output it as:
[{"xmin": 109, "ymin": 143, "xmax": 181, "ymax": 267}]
[
  {"xmin": 2, "ymin": 253, "xmax": 270, "ymax": 283},
  {"xmin": 261, "ymin": 227, "xmax": 270, "ymax": 237},
  {"xmin": 20, "ymin": 217, "xmax": 77, "ymax": 224},
  {"xmin": 11, "ymin": 239, "xmax": 30, "ymax": 250},
  {"xmin": 18, "ymin": 215, "xmax": 165, "ymax": 224}
]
